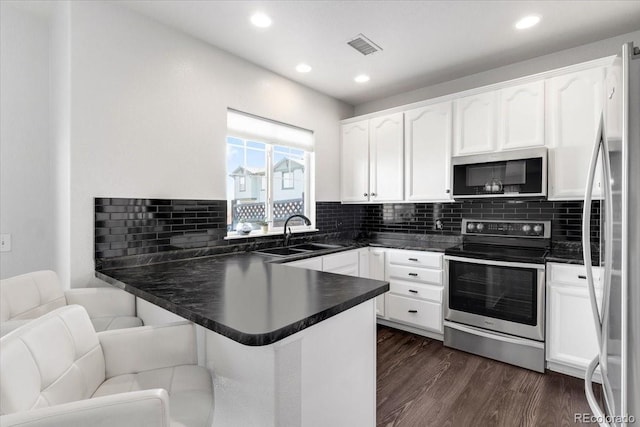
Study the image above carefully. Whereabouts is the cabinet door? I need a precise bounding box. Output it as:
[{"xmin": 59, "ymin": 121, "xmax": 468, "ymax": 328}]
[
  {"xmin": 368, "ymin": 249, "xmax": 386, "ymax": 317},
  {"xmin": 546, "ymin": 68, "xmax": 604, "ymax": 199},
  {"xmin": 454, "ymin": 91, "xmax": 497, "ymax": 155},
  {"xmin": 286, "ymin": 257, "xmax": 323, "ymax": 271},
  {"xmin": 323, "ymin": 250, "xmax": 359, "ymax": 276},
  {"xmin": 369, "ymin": 113, "xmax": 404, "ymax": 202},
  {"xmin": 498, "ymin": 81, "xmax": 545, "ymax": 150},
  {"xmin": 547, "ymin": 283, "xmax": 601, "ymax": 369},
  {"xmin": 341, "ymin": 121, "xmax": 370, "ymax": 202},
  {"xmin": 404, "ymin": 102, "xmax": 452, "ymax": 201}
]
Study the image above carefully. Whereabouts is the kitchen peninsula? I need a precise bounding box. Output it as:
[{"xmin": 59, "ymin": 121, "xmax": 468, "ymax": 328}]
[{"xmin": 97, "ymin": 250, "xmax": 389, "ymax": 427}]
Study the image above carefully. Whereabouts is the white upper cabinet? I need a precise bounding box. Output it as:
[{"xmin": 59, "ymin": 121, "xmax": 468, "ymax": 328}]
[
  {"xmin": 498, "ymin": 81, "xmax": 545, "ymax": 150},
  {"xmin": 404, "ymin": 102, "xmax": 453, "ymax": 201},
  {"xmin": 341, "ymin": 120, "xmax": 370, "ymax": 202},
  {"xmin": 454, "ymin": 91, "xmax": 497, "ymax": 156},
  {"xmin": 546, "ymin": 68, "xmax": 605, "ymax": 200},
  {"xmin": 369, "ymin": 113, "xmax": 404, "ymax": 202}
]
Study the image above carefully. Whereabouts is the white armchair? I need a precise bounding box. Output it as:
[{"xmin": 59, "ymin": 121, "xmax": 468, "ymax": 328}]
[
  {"xmin": 0, "ymin": 270, "xmax": 142, "ymax": 336},
  {"xmin": 0, "ymin": 305, "xmax": 214, "ymax": 427}
]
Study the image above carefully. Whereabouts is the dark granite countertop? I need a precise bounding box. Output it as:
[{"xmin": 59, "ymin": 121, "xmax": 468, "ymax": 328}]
[
  {"xmin": 97, "ymin": 251, "xmax": 388, "ymax": 346},
  {"xmin": 545, "ymin": 241, "xmax": 601, "ymax": 266}
]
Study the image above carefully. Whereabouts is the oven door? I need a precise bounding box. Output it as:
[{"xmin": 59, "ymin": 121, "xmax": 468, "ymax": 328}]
[{"xmin": 445, "ymin": 256, "xmax": 545, "ymax": 341}]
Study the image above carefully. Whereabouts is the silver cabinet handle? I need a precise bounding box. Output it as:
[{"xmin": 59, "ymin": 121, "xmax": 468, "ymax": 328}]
[
  {"xmin": 371, "ymin": 192, "xmax": 377, "ymax": 197},
  {"xmin": 363, "ymin": 193, "xmax": 368, "ymax": 197}
]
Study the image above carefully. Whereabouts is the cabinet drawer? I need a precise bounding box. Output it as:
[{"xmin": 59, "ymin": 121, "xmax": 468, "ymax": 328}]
[
  {"xmin": 387, "ymin": 264, "xmax": 442, "ymax": 285},
  {"xmin": 549, "ymin": 263, "xmax": 602, "ymax": 287},
  {"xmin": 389, "ymin": 279, "xmax": 442, "ymax": 303},
  {"xmin": 388, "ymin": 250, "xmax": 442, "ymax": 269},
  {"xmin": 386, "ymin": 294, "xmax": 442, "ymax": 332}
]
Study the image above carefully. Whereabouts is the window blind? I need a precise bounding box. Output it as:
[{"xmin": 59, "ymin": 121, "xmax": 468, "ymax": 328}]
[{"xmin": 227, "ymin": 109, "xmax": 314, "ymax": 152}]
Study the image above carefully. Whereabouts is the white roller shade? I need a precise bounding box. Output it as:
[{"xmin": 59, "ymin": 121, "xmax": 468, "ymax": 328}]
[{"xmin": 227, "ymin": 109, "xmax": 314, "ymax": 152}]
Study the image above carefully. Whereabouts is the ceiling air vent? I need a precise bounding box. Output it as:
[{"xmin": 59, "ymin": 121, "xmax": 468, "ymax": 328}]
[{"xmin": 347, "ymin": 34, "xmax": 382, "ymax": 56}]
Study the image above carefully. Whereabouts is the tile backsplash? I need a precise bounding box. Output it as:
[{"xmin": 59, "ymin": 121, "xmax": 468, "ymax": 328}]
[
  {"xmin": 95, "ymin": 198, "xmax": 227, "ymax": 259},
  {"xmin": 359, "ymin": 199, "xmax": 600, "ymax": 243},
  {"xmin": 95, "ymin": 198, "xmax": 599, "ymax": 260}
]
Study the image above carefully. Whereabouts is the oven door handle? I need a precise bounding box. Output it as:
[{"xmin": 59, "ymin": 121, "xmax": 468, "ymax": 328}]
[
  {"xmin": 444, "ymin": 255, "xmax": 545, "ymax": 271},
  {"xmin": 444, "ymin": 321, "xmax": 544, "ymax": 349}
]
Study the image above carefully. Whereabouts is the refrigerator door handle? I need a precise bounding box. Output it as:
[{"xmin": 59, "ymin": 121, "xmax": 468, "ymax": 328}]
[
  {"xmin": 583, "ymin": 113, "xmax": 605, "ymax": 349},
  {"xmin": 585, "ymin": 356, "xmax": 610, "ymax": 427}
]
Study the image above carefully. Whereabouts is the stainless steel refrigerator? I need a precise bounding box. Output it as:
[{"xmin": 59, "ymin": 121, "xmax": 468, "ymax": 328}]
[{"xmin": 583, "ymin": 42, "xmax": 639, "ymax": 427}]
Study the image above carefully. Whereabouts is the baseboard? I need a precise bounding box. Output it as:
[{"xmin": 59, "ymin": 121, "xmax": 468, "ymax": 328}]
[{"xmin": 377, "ymin": 318, "xmax": 443, "ymax": 341}]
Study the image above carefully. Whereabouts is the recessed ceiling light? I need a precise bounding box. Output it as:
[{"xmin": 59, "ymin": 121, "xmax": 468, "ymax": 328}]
[
  {"xmin": 515, "ymin": 15, "xmax": 541, "ymax": 30},
  {"xmin": 296, "ymin": 63, "xmax": 312, "ymax": 73},
  {"xmin": 354, "ymin": 74, "xmax": 370, "ymax": 83},
  {"xmin": 250, "ymin": 12, "xmax": 272, "ymax": 28}
]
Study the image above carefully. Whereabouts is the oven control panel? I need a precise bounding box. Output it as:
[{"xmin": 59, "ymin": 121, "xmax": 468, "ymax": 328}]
[{"xmin": 462, "ymin": 219, "xmax": 551, "ymax": 238}]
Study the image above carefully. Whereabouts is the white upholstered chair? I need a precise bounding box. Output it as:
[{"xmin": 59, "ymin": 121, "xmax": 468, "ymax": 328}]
[
  {"xmin": 0, "ymin": 305, "xmax": 214, "ymax": 427},
  {"xmin": 0, "ymin": 270, "xmax": 142, "ymax": 336}
]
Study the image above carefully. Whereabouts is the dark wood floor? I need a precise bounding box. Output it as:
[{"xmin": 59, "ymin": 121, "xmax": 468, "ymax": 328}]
[{"xmin": 377, "ymin": 326, "xmax": 601, "ymax": 427}]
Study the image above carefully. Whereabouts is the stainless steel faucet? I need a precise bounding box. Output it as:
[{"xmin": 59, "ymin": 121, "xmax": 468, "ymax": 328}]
[{"xmin": 283, "ymin": 214, "xmax": 312, "ymax": 246}]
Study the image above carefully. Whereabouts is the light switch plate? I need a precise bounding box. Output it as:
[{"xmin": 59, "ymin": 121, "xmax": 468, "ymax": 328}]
[{"xmin": 0, "ymin": 234, "xmax": 11, "ymax": 252}]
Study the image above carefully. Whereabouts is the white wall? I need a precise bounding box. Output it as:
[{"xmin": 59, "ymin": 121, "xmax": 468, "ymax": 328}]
[
  {"xmin": 0, "ymin": 4, "xmax": 53, "ymax": 279},
  {"xmin": 65, "ymin": 1, "xmax": 352, "ymax": 287},
  {"xmin": 355, "ymin": 30, "xmax": 640, "ymax": 115},
  {"xmin": 50, "ymin": 1, "xmax": 71, "ymax": 288}
]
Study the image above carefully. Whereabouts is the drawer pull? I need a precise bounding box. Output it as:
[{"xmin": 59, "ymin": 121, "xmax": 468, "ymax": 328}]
[
  {"xmin": 578, "ymin": 275, "xmax": 587, "ymax": 279},
  {"xmin": 408, "ymin": 273, "xmax": 418, "ymax": 277},
  {"xmin": 408, "ymin": 289, "xmax": 418, "ymax": 294},
  {"xmin": 408, "ymin": 258, "xmax": 418, "ymax": 261},
  {"xmin": 408, "ymin": 309, "xmax": 418, "ymax": 313}
]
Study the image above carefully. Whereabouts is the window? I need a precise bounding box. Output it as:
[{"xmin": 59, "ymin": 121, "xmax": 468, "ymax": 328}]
[
  {"xmin": 281, "ymin": 171, "xmax": 294, "ymax": 189},
  {"xmin": 226, "ymin": 110, "xmax": 314, "ymax": 235}
]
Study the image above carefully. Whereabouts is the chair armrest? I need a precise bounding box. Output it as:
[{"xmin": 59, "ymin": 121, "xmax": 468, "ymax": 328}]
[
  {"xmin": 0, "ymin": 319, "xmax": 30, "ymax": 337},
  {"xmin": 0, "ymin": 389, "xmax": 170, "ymax": 427},
  {"xmin": 65, "ymin": 287, "xmax": 136, "ymax": 318},
  {"xmin": 98, "ymin": 322, "xmax": 197, "ymax": 378}
]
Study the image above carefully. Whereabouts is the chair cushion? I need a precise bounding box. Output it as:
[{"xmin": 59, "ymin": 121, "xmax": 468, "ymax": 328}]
[
  {"xmin": 0, "ymin": 271, "xmax": 66, "ymax": 322},
  {"xmin": 92, "ymin": 364, "xmax": 213, "ymax": 427},
  {"xmin": 0, "ymin": 306, "xmax": 106, "ymax": 415},
  {"xmin": 91, "ymin": 316, "xmax": 143, "ymax": 332}
]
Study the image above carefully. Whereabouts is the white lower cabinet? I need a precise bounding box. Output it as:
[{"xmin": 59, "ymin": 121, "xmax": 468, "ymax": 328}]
[
  {"xmin": 286, "ymin": 256, "xmax": 323, "ymax": 271},
  {"xmin": 384, "ymin": 249, "xmax": 444, "ymax": 336},
  {"xmin": 546, "ymin": 263, "xmax": 603, "ymax": 379},
  {"xmin": 323, "ymin": 250, "xmax": 359, "ymax": 276},
  {"xmin": 364, "ymin": 248, "xmax": 386, "ymax": 317},
  {"xmin": 287, "ymin": 247, "xmax": 444, "ymax": 338},
  {"xmin": 386, "ymin": 294, "xmax": 442, "ymax": 331}
]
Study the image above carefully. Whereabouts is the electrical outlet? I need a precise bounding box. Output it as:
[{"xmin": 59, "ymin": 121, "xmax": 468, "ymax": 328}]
[{"xmin": 0, "ymin": 234, "xmax": 11, "ymax": 252}]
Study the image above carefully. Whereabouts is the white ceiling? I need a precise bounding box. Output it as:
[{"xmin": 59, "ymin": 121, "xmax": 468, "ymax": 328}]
[{"xmin": 121, "ymin": 1, "xmax": 640, "ymax": 105}]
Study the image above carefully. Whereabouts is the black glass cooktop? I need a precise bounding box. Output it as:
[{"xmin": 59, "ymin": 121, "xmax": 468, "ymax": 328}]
[{"xmin": 445, "ymin": 243, "xmax": 549, "ymax": 264}]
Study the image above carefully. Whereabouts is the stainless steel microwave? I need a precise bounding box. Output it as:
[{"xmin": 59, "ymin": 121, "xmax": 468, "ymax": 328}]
[{"xmin": 451, "ymin": 147, "xmax": 547, "ymax": 199}]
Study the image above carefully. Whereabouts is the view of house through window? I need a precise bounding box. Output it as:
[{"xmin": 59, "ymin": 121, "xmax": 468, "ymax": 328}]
[{"xmin": 226, "ymin": 111, "xmax": 314, "ymax": 235}]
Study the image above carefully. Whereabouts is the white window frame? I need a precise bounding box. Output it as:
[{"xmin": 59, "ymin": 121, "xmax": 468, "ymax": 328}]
[{"xmin": 226, "ymin": 137, "xmax": 315, "ymax": 238}]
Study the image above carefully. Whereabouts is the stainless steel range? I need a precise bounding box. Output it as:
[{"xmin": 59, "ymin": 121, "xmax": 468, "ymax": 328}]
[{"xmin": 444, "ymin": 218, "xmax": 551, "ymax": 373}]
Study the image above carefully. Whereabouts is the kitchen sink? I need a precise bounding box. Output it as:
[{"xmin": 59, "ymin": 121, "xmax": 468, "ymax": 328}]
[{"xmin": 254, "ymin": 243, "xmax": 343, "ymax": 257}]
